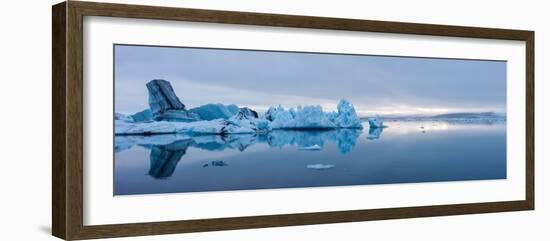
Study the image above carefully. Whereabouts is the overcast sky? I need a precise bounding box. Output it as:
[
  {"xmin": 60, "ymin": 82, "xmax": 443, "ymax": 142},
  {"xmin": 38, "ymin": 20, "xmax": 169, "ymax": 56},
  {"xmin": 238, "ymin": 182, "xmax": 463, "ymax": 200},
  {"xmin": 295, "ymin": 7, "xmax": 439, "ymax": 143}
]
[{"xmin": 114, "ymin": 44, "xmax": 506, "ymax": 116}]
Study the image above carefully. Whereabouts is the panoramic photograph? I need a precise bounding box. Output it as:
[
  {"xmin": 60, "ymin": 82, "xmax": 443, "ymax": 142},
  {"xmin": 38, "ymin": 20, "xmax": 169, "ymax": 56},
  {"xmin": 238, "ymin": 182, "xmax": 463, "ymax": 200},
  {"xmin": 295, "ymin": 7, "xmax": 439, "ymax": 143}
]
[{"xmin": 113, "ymin": 44, "xmax": 507, "ymax": 196}]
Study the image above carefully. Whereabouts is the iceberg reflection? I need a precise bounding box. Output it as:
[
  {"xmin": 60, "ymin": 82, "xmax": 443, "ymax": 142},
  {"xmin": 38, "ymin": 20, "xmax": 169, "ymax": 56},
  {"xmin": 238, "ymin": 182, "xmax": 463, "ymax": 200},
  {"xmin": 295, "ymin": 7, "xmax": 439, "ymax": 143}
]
[
  {"xmin": 367, "ymin": 127, "xmax": 384, "ymax": 140},
  {"xmin": 148, "ymin": 142, "xmax": 189, "ymax": 178},
  {"xmin": 116, "ymin": 128, "xmax": 364, "ymax": 179},
  {"xmin": 266, "ymin": 129, "xmax": 361, "ymax": 154}
]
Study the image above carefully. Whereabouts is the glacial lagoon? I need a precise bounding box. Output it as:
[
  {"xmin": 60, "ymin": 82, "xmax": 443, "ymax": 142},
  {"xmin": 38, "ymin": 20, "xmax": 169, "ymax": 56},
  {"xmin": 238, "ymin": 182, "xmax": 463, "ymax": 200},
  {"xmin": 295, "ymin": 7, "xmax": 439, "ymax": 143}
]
[{"xmin": 114, "ymin": 120, "xmax": 506, "ymax": 195}]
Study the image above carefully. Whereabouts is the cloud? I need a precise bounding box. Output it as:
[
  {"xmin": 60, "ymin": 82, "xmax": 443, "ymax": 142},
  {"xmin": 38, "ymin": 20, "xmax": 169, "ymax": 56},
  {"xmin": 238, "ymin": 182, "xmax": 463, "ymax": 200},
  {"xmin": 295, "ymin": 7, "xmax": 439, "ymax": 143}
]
[{"xmin": 114, "ymin": 45, "xmax": 506, "ymax": 116}]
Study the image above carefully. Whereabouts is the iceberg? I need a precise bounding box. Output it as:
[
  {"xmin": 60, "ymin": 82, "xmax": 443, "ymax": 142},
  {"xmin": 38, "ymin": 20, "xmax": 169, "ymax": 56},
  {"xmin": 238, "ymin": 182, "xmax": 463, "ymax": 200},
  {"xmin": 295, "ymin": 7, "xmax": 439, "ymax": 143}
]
[
  {"xmin": 117, "ymin": 79, "xmax": 370, "ymax": 136},
  {"xmin": 265, "ymin": 99, "xmax": 362, "ymax": 129},
  {"xmin": 115, "ymin": 119, "xmax": 253, "ymax": 135},
  {"xmin": 329, "ymin": 99, "xmax": 363, "ymax": 128},
  {"xmin": 115, "ymin": 109, "xmax": 270, "ymax": 136},
  {"xmin": 188, "ymin": 104, "xmax": 258, "ymax": 121},
  {"xmin": 114, "ymin": 113, "xmax": 133, "ymax": 123},
  {"xmin": 226, "ymin": 109, "xmax": 272, "ymax": 134},
  {"xmin": 153, "ymin": 110, "xmax": 201, "ymax": 122},
  {"xmin": 146, "ymin": 79, "xmax": 200, "ymax": 122},
  {"xmin": 239, "ymin": 107, "xmax": 259, "ymax": 119},
  {"xmin": 114, "ymin": 109, "xmax": 153, "ymax": 124},
  {"xmin": 269, "ymin": 105, "xmax": 336, "ymax": 129},
  {"xmin": 131, "ymin": 109, "xmax": 153, "ymax": 123},
  {"xmin": 189, "ymin": 103, "xmax": 239, "ymax": 120},
  {"xmin": 367, "ymin": 115, "xmax": 385, "ymax": 128}
]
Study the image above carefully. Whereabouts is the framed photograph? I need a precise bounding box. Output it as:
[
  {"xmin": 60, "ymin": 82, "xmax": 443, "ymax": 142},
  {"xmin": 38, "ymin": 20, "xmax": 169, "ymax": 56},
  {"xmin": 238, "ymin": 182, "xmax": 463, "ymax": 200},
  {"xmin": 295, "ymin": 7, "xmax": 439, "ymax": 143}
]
[{"xmin": 52, "ymin": 1, "xmax": 534, "ymax": 240}]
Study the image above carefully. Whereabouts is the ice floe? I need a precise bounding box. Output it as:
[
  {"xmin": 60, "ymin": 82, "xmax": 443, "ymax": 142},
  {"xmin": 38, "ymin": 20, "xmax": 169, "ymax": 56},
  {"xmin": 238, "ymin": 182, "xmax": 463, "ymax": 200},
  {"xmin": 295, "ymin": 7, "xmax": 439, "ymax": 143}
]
[
  {"xmin": 306, "ymin": 164, "xmax": 335, "ymax": 170},
  {"xmin": 297, "ymin": 144, "xmax": 322, "ymax": 151}
]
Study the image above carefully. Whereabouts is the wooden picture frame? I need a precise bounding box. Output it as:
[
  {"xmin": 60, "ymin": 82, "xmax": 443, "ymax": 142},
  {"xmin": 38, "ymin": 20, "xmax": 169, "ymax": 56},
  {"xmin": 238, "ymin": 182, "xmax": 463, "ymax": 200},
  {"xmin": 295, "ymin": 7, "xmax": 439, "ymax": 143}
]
[{"xmin": 52, "ymin": 1, "xmax": 534, "ymax": 240}]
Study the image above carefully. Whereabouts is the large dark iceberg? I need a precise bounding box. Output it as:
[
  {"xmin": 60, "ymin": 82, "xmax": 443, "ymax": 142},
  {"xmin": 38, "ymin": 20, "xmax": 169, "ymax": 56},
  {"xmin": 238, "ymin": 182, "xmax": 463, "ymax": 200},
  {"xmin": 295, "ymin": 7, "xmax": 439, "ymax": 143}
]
[{"xmin": 146, "ymin": 79, "xmax": 200, "ymax": 122}]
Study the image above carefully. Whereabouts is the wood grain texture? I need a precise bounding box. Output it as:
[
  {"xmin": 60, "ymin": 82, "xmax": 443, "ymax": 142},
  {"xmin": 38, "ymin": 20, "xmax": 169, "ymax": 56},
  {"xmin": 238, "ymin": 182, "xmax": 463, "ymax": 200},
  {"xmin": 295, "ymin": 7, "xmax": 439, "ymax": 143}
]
[
  {"xmin": 52, "ymin": 2, "xmax": 67, "ymax": 240},
  {"xmin": 74, "ymin": 201, "xmax": 530, "ymax": 240},
  {"xmin": 71, "ymin": 1, "xmax": 533, "ymax": 40},
  {"xmin": 66, "ymin": 1, "xmax": 85, "ymax": 240},
  {"xmin": 525, "ymin": 32, "xmax": 535, "ymax": 209},
  {"xmin": 51, "ymin": 1, "xmax": 535, "ymax": 240}
]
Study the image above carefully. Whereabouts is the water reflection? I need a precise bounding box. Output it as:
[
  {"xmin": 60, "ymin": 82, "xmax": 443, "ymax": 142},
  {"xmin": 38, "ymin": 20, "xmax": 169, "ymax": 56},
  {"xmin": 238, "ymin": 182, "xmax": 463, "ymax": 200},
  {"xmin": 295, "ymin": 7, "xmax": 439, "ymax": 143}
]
[
  {"xmin": 267, "ymin": 129, "xmax": 362, "ymax": 154},
  {"xmin": 116, "ymin": 128, "xmax": 363, "ymax": 179},
  {"xmin": 148, "ymin": 142, "xmax": 189, "ymax": 178},
  {"xmin": 115, "ymin": 120, "xmax": 507, "ymax": 195},
  {"xmin": 367, "ymin": 127, "xmax": 384, "ymax": 140}
]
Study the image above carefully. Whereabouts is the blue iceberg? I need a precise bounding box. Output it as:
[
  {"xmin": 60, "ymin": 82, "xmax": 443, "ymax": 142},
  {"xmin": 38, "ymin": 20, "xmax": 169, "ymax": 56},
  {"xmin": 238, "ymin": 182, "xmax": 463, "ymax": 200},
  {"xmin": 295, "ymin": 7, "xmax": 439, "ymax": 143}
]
[
  {"xmin": 189, "ymin": 103, "xmax": 239, "ymax": 120},
  {"xmin": 264, "ymin": 99, "xmax": 363, "ymax": 130},
  {"xmin": 367, "ymin": 115, "xmax": 385, "ymax": 128}
]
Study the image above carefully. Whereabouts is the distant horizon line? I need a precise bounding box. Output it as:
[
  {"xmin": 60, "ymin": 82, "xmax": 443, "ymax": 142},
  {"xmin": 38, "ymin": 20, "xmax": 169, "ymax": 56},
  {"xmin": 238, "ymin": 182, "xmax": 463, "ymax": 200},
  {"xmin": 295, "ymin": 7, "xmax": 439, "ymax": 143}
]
[{"xmin": 115, "ymin": 106, "xmax": 506, "ymax": 119}]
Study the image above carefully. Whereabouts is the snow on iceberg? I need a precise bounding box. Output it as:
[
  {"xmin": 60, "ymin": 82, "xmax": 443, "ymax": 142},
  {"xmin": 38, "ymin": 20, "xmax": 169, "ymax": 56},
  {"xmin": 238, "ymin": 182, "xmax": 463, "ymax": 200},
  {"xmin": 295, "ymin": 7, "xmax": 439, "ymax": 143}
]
[
  {"xmin": 367, "ymin": 115, "xmax": 385, "ymax": 128},
  {"xmin": 265, "ymin": 99, "xmax": 362, "ymax": 129}
]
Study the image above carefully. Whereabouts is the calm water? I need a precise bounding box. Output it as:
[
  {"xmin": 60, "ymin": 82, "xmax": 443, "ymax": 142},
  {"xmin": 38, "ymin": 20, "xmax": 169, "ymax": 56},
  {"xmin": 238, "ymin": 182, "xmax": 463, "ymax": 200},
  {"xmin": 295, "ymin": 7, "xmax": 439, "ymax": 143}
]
[{"xmin": 114, "ymin": 120, "xmax": 506, "ymax": 195}]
